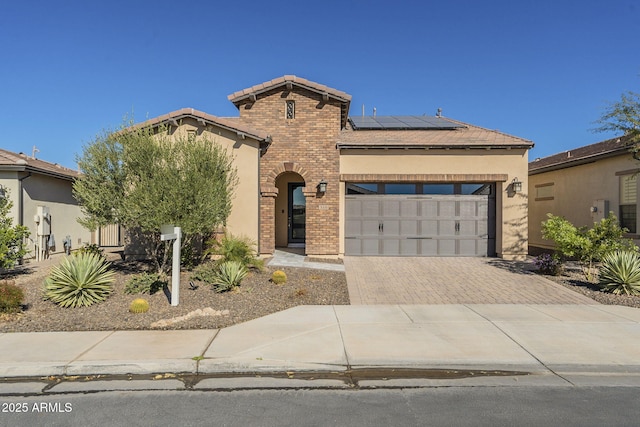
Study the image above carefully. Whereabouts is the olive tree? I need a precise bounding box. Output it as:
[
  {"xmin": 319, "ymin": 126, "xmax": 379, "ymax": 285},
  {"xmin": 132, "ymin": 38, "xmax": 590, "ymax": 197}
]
[
  {"xmin": 73, "ymin": 122, "xmax": 238, "ymax": 273},
  {"xmin": 593, "ymin": 90, "xmax": 640, "ymax": 158}
]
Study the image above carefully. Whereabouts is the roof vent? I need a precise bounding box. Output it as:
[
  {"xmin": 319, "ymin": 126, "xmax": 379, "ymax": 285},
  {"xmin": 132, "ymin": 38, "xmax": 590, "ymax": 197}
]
[
  {"xmin": 436, "ymin": 108, "xmax": 442, "ymax": 118},
  {"xmin": 567, "ymin": 151, "xmax": 571, "ymax": 158}
]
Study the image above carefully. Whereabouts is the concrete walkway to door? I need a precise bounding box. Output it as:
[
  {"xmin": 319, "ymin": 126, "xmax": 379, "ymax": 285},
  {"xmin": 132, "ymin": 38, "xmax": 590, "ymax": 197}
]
[{"xmin": 344, "ymin": 257, "xmax": 596, "ymax": 305}]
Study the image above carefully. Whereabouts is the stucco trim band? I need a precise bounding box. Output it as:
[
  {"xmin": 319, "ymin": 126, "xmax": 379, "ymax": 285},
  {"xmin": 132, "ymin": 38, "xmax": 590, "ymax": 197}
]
[{"xmin": 340, "ymin": 173, "xmax": 509, "ymax": 182}]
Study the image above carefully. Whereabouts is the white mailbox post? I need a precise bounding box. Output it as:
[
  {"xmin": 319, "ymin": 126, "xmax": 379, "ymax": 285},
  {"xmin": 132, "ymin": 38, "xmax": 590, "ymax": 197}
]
[{"xmin": 160, "ymin": 225, "xmax": 182, "ymax": 307}]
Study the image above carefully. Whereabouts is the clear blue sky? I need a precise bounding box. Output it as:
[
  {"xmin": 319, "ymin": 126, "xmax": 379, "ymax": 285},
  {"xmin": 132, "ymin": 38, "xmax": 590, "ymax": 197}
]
[{"xmin": 2, "ymin": 0, "xmax": 639, "ymax": 169}]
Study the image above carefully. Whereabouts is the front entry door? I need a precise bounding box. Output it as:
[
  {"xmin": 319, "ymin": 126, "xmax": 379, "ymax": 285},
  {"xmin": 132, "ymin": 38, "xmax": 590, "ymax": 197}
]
[{"xmin": 288, "ymin": 183, "xmax": 306, "ymax": 244}]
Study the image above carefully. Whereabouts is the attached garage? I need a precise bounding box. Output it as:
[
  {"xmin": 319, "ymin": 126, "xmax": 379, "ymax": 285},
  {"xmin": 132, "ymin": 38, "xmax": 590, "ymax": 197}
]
[{"xmin": 344, "ymin": 183, "xmax": 496, "ymax": 256}]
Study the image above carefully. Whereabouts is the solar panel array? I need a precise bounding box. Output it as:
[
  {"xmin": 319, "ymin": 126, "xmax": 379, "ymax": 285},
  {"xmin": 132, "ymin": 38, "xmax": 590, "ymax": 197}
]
[{"xmin": 349, "ymin": 115, "xmax": 465, "ymax": 130}]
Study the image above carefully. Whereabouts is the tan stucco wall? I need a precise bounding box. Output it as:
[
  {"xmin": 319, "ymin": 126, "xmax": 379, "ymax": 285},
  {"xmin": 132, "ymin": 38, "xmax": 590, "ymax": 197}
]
[
  {"xmin": 160, "ymin": 119, "xmax": 260, "ymax": 244},
  {"xmin": 0, "ymin": 171, "xmax": 21, "ymax": 221},
  {"xmin": 1, "ymin": 171, "xmax": 91, "ymax": 257},
  {"xmin": 21, "ymin": 174, "xmax": 91, "ymax": 256},
  {"xmin": 528, "ymin": 153, "xmax": 639, "ymax": 250},
  {"xmin": 339, "ymin": 148, "xmax": 530, "ymax": 259}
]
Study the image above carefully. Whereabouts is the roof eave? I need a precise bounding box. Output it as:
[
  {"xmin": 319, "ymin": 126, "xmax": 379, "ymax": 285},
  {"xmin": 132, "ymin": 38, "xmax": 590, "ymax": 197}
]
[
  {"xmin": 529, "ymin": 148, "xmax": 630, "ymax": 175},
  {"xmin": 337, "ymin": 144, "xmax": 533, "ymax": 150}
]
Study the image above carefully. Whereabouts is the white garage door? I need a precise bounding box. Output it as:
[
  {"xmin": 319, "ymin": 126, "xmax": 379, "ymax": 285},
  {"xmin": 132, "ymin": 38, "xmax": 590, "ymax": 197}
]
[{"xmin": 345, "ymin": 194, "xmax": 495, "ymax": 256}]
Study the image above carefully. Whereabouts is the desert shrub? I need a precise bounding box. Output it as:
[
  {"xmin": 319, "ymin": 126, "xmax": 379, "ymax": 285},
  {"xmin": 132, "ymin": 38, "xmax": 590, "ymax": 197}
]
[
  {"xmin": 191, "ymin": 262, "xmax": 219, "ymax": 284},
  {"xmin": 44, "ymin": 253, "xmax": 114, "ymax": 308},
  {"xmin": 75, "ymin": 243, "xmax": 105, "ymax": 260},
  {"xmin": 124, "ymin": 272, "xmax": 165, "ymax": 295},
  {"xmin": 206, "ymin": 233, "xmax": 262, "ymax": 269},
  {"xmin": 271, "ymin": 270, "xmax": 287, "ymax": 285},
  {"xmin": 599, "ymin": 251, "xmax": 640, "ymax": 296},
  {"xmin": 533, "ymin": 253, "xmax": 563, "ymax": 275},
  {"xmin": 210, "ymin": 261, "xmax": 248, "ymax": 292},
  {"xmin": 542, "ymin": 213, "xmax": 637, "ymax": 281},
  {"xmin": 0, "ymin": 281, "xmax": 24, "ymax": 313},
  {"xmin": 129, "ymin": 298, "xmax": 150, "ymax": 313}
]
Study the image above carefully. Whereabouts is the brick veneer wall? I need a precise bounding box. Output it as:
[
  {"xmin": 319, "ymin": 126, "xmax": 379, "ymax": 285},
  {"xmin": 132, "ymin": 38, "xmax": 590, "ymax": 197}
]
[{"xmin": 236, "ymin": 87, "xmax": 343, "ymax": 255}]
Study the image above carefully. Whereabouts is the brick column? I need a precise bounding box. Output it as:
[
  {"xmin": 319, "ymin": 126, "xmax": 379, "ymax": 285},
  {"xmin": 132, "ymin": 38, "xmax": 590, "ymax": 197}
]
[{"xmin": 260, "ymin": 186, "xmax": 278, "ymax": 255}]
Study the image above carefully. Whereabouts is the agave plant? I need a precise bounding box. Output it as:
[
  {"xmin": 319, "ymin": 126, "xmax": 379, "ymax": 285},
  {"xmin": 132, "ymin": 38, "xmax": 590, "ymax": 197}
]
[
  {"xmin": 211, "ymin": 260, "xmax": 248, "ymax": 292},
  {"xmin": 598, "ymin": 251, "xmax": 640, "ymax": 296},
  {"xmin": 44, "ymin": 253, "xmax": 115, "ymax": 307}
]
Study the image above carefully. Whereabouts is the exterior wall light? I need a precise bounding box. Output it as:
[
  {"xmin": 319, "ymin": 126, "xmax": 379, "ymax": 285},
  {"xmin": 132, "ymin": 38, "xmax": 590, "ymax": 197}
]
[
  {"xmin": 511, "ymin": 177, "xmax": 522, "ymax": 193},
  {"xmin": 0, "ymin": 185, "xmax": 5, "ymax": 199},
  {"xmin": 317, "ymin": 179, "xmax": 327, "ymax": 193}
]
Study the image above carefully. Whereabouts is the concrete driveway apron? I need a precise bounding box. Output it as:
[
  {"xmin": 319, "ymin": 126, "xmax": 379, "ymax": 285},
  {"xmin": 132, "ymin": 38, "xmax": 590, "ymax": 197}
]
[{"xmin": 344, "ymin": 257, "xmax": 596, "ymax": 305}]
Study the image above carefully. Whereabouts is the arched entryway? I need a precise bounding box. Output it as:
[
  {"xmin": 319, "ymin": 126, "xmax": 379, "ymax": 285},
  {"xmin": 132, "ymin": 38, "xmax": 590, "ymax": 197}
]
[{"xmin": 275, "ymin": 172, "xmax": 306, "ymax": 248}]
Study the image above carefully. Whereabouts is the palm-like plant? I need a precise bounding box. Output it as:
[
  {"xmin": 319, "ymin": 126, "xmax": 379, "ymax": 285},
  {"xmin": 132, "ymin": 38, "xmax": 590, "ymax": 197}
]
[
  {"xmin": 44, "ymin": 253, "xmax": 115, "ymax": 307},
  {"xmin": 599, "ymin": 251, "xmax": 640, "ymax": 296}
]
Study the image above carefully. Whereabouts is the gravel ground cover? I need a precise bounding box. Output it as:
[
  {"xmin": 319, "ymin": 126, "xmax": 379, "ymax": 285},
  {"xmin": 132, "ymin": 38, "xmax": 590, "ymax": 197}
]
[
  {"xmin": 535, "ymin": 261, "xmax": 640, "ymax": 308},
  {"xmin": 0, "ymin": 251, "xmax": 349, "ymax": 333}
]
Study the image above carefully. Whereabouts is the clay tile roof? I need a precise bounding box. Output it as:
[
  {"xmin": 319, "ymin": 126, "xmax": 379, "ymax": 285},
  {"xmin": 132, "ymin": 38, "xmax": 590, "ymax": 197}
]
[
  {"xmin": 0, "ymin": 148, "xmax": 79, "ymax": 180},
  {"xmin": 337, "ymin": 117, "xmax": 533, "ymax": 149},
  {"xmin": 134, "ymin": 108, "xmax": 270, "ymax": 141},
  {"xmin": 528, "ymin": 135, "xmax": 631, "ymax": 174},
  {"xmin": 227, "ymin": 75, "xmax": 352, "ymax": 104}
]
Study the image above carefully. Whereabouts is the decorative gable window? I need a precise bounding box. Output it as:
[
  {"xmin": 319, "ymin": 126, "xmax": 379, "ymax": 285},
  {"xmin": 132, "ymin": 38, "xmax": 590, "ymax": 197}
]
[
  {"xmin": 620, "ymin": 173, "xmax": 637, "ymax": 233},
  {"xmin": 286, "ymin": 100, "xmax": 295, "ymax": 119}
]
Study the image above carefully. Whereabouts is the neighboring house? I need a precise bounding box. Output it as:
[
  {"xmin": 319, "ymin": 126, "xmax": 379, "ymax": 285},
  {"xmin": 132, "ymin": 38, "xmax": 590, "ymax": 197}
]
[
  {"xmin": 0, "ymin": 149, "xmax": 92, "ymax": 259},
  {"xmin": 133, "ymin": 75, "xmax": 533, "ymax": 260},
  {"xmin": 528, "ymin": 135, "xmax": 639, "ymax": 253}
]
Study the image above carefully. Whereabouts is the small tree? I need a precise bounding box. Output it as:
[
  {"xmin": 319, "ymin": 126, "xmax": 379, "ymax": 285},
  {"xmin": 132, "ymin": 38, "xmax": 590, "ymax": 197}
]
[
  {"xmin": 593, "ymin": 90, "xmax": 640, "ymax": 159},
  {"xmin": 74, "ymin": 121, "xmax": 238, "ymax": 273},
  {"xmin": 541, "ymin": 213, "xmax": 637, "ymax": 281},
  {"xmin": 0, "ymin": 193, "xmax": 30, "ymax": 271}
]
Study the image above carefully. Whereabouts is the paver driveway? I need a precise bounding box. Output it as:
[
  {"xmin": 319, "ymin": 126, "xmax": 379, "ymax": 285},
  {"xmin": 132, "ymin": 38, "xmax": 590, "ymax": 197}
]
[{"xmin": 344, "ymin": 257, "xmax": 597, "ymax": 305}]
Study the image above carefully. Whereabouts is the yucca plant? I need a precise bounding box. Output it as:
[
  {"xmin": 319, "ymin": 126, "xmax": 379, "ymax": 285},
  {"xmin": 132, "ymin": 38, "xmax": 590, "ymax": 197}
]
[
  {"xmin": 44, "ymin": 253, "xmax": 115, "ymax": 307},
  {"xmin": 211, "ymin": 260, "xmax": 248, "ymax": 292},
  {"xmin": 599, "ymin": 251, "xmax": 640, "ymax": 296}
]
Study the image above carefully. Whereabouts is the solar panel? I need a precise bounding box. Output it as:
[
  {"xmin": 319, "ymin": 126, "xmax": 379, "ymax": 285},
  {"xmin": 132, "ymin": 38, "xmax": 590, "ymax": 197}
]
[{"xmin": 349, "ymin": 115, "xmax": 465, "ymax": 130}]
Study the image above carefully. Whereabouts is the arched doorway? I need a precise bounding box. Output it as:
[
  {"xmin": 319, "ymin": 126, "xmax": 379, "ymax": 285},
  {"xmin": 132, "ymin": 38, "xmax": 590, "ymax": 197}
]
[{"xmin": 275, "ymin": 172, "xmax": 306, "ymax": 247}]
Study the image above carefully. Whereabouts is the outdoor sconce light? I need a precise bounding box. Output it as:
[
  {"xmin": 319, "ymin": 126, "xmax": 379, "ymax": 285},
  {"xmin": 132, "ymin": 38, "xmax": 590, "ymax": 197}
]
[
  {"xmin": 511, "ymin": 177, "xmax": 522, "ymax": 193},
  {"xmin": 0, "ymin": 185, "xmax": 5, "ymax": 199},
  {"xmin": 317, "ymin": 179, "xmax": 328, "ymax": 193}
]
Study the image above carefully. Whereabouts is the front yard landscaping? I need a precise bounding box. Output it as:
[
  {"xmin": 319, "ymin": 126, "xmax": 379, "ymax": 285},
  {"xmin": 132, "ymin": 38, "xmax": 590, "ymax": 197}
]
[{"xmin": 0, "ymin": 251, "xmax": 349, "ymax": 333}]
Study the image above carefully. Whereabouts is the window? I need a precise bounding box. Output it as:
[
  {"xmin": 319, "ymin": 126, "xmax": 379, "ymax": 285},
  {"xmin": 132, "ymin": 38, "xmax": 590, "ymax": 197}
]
[
  {"xmin": 286, "ymin": 100, "xmax": 295, "ymax": 119},
  {"xmin": 620, "ymin": 174, "xmax": 637, "ymax": 233}
]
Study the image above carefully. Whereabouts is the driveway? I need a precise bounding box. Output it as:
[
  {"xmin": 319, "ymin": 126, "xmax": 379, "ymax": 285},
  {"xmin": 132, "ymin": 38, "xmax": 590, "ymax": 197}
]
[{"xmin": 344, "ymin": 257, "xmax": 596, "ymax": 305}]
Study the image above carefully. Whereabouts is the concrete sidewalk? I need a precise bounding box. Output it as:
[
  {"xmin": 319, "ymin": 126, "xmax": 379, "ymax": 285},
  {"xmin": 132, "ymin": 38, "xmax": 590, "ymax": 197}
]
[{"xmin": 1, "ymin": 304, "xmax": 640, "ymax": 387}]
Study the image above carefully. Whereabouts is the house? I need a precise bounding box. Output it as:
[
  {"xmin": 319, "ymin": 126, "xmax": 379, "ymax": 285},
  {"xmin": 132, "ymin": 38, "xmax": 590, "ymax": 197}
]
[
  {"xmin": 0, "ymin": 149, "xmax": 92, "ymax": 259},
  {"xmin": 528, "ymin": 135, "xmax": 639, "ymax": 254},
  {"xmin": 133, "ymin": 75, "xmax": 533, "ymax": 260}
]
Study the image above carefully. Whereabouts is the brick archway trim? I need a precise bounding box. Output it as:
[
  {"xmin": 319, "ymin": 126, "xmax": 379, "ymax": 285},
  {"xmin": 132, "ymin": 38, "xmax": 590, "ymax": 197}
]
[{"xmin": 265, "ymin": 162, "xmax": 312, "ymax": 186}]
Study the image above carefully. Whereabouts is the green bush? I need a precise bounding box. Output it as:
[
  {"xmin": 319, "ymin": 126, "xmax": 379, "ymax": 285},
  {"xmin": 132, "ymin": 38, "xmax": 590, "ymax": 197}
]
[
  {"xmin": 206, "ymin": 233, "xmax": 262, "ymax": 270},
  {"xmin": 44, "ymin": 253, "xmax": 115, "ymax": 307},
  {"xmin": 75, "ymin": 243, "xmax": 105, "ymax": 260},
  {"xmin": 542, "ymin": 213, "xmax": 637, "ymax": 281},
  {"xmin": 210, "ymin": 261, "xmax": 248, "ymax": 292},
  {"xmin": 124, "ymin": 272, "xmax": 165, "ymax": 295},
  {"xmin": 129, "ymin": 298, "xmax": 150, "ymax": 313},
  {"xmin": 599, "ymin": 251, "xmax": 640, "ymax": 296},
  {"xmin": 0, "ymin": 281, "xmax": 24, "ymax": 313},
  {"xmin": 271, "ymin": 270, "xmax": 287, "ymax": 285},
  {"xmin": 191, "ymin": 262, "xmax": 219, "ymax": 284}
]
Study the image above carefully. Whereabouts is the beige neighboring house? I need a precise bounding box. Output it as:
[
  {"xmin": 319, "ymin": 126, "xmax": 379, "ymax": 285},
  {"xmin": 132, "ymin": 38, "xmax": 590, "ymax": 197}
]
[
  {"xmin": 0, "ymin": 149, "xmax": 91, "ymax": 259},
  {"xmin": 528, "ymin": 135, "xmax": 639, "ymax": 253},
  {"xmin": 134, "ymin": 75, "xmax": 533, "ymax": 260}
]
